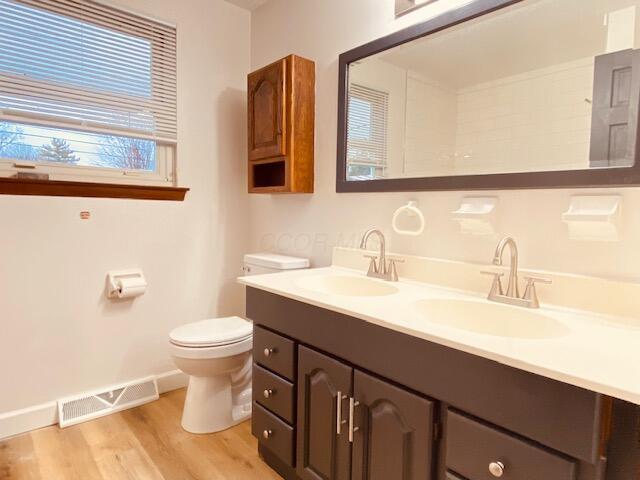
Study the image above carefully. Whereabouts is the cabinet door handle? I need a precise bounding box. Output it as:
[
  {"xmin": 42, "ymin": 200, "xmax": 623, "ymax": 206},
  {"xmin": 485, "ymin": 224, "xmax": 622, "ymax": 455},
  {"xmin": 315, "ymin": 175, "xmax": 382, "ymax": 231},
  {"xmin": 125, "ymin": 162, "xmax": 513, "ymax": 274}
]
[
  {"xmin": 348, "ymin": 397, "xmax": 360, "ymax": 443},
  {"xmin": 263, "ymin": 389, "xmax": 274, "ymax": 399},
  {"xmin": 262, "ymin": 429, "xmax": 273, "ymax": 440},
  {"xmin": 336, "ymin": 391, "xmax": 347, "ymax": 435},
  {"xmin": 263, "ymin": 347, "xmax": 276, "ymax": 357}
]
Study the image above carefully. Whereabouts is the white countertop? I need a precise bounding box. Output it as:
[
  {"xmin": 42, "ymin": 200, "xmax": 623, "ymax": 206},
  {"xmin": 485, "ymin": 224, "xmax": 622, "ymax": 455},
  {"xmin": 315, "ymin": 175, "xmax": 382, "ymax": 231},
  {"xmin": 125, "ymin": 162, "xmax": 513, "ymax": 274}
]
[{"xmin": 239, "ymin": 266, "xmax": 640, "ymax": 405}]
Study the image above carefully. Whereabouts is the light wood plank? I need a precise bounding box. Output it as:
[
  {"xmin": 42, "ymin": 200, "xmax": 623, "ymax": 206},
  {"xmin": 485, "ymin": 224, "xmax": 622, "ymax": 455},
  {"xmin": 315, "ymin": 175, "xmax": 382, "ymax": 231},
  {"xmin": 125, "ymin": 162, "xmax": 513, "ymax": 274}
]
[
  {"xmin": 0, "ymin": 388, "xmax": 282, "ymax": 480},
  {"xmin": 80, "ymin": 411, "xmax": 165, "ymax": 480},
  {"xmin": 0, "ymin": 433, "xmax": 41, "ymax": 479}
]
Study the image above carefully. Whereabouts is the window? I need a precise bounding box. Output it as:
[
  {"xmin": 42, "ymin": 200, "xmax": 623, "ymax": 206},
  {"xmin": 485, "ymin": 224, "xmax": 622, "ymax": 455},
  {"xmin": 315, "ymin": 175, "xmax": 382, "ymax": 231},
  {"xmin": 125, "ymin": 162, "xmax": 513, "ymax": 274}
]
[
  {"xmin": 0, "ymin": 0, "xmax": 177, "ymax": 187},
  {"xmin": 346, "ymin": 84, "xmax": 389, "ymax": 180}
]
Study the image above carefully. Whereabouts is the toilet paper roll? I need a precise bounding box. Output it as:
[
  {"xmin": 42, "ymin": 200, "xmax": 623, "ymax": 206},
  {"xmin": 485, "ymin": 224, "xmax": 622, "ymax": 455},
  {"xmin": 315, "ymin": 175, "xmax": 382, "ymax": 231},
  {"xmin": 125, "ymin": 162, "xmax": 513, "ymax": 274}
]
[{"xmin": 116, "ymin": 276, "xmax": 147, "ymax": 299}]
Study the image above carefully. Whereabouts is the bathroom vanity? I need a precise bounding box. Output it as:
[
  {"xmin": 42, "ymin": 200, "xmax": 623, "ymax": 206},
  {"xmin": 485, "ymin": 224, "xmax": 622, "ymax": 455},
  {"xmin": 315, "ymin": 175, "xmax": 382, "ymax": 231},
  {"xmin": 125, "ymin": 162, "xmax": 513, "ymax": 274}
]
[
  {"xmin": 241, "ymin": 0, "xmax": 640, "ymax": 476},
  {"xmin": 240, "ymin": 251, "xmax": 640, "ymax": 480}
]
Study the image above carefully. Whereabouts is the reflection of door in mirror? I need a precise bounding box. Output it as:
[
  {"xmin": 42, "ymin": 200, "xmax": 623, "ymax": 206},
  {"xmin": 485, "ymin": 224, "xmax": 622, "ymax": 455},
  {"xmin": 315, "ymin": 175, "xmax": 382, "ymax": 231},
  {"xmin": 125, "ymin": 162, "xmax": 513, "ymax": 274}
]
[
  {"xmin": 590, "ymin": 48, "xmax": 640, "ymax": 168},
  {"xmin": 345, "ymin": 0, "xmax": 640, "ymax": 181}
]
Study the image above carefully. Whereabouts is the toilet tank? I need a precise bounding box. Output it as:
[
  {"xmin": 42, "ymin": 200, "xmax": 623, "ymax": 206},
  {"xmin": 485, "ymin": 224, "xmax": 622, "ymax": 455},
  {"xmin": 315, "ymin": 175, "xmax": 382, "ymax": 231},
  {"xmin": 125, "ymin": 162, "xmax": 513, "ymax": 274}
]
[{"xmin": 242, "ymin": 253, "xmax": 310, "ymax": 276}]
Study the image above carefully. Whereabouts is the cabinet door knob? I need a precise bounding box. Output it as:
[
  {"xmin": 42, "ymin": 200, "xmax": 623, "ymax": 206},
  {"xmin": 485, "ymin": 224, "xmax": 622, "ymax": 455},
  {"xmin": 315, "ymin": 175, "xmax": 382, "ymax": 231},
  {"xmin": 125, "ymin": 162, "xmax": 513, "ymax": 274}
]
[
  {"xmin": 263, "ymin": 347, "xmax": 275, "ymax": 357},
  {"xmin": 263, "ymin": 389, "xmax": 274, "ymax": 399},
  {"xmin": 262, "ymin": 429, "xmax": 273, "ymax": 439},
  {"xmin": 489, "ymin": 461, "xmax": 505, "ymax": 477}
]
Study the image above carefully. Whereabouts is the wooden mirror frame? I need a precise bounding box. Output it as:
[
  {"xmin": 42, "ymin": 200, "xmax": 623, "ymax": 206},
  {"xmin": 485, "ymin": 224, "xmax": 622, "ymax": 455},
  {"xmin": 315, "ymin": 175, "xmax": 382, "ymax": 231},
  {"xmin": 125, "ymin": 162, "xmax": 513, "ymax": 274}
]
[{"xmin": 336, "ymin": 0, "xmax": 640, "ymax": 192}]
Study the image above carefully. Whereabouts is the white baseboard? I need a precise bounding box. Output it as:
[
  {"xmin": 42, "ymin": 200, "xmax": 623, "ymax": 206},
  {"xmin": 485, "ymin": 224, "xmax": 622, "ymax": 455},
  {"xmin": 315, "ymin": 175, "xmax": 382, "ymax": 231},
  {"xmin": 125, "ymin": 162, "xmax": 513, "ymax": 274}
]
[
  {"xmin": 0, "ymin": 401, "xmax": 58, "ymax": 441},
  {"xmin": 0, "ymin": 369, "xmax": 188, "ymax": 441},
  {"xmin": 156, "ymin": 369, "xmax": 189, "ymax": 394}
]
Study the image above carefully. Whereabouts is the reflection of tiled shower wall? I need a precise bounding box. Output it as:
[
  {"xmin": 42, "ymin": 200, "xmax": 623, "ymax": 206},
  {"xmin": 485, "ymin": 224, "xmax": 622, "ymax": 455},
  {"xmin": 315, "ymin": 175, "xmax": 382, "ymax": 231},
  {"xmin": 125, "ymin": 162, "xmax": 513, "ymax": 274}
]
[
  {"xmin": 404, "ymin": 74, "xmax": 457, "ymax": 175},
  {"xmin": 455, "ymin": 58, "xmax": 594, "ymax": 173},
  {"xmin": 403, "ymin": 58, "xmax": 594, "ymax": 175}
]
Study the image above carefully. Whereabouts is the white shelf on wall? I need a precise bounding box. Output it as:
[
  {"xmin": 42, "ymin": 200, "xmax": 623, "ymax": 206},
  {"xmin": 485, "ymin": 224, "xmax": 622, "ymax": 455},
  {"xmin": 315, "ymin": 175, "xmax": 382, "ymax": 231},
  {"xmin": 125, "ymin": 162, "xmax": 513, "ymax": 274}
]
[
  {"xmin": 562, "ymin": 195, "xmax": 621, "ymax": 242},
  {"xmin": 451, "ymin": 197, "xmax": 498, "ymax": 236}
]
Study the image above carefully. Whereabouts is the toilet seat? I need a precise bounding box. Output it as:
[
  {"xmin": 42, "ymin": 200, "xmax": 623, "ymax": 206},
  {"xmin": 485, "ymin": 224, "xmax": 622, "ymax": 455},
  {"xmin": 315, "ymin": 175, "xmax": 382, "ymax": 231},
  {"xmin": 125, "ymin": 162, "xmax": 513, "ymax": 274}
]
[
  {"xmin": 169, "ymin": 316, "xmax": 253, "ymax": 348},
  {"xmin": 170, "ymin": 336, "xmax": 253, "ymax": 360}
]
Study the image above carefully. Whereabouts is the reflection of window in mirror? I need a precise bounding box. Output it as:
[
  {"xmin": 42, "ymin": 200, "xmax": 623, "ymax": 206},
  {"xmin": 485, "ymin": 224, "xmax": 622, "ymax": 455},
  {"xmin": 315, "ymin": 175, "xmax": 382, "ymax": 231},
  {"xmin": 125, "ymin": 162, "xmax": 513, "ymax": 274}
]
[{"xmin": 346, "ymin": 84, "xmax": 389, "ymax": 180}]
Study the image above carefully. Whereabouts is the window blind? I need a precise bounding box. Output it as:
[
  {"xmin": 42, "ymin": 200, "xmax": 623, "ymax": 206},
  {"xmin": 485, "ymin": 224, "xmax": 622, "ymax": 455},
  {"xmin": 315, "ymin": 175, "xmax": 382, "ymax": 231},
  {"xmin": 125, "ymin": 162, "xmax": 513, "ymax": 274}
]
[
  {"xmin": 0, "ymin": 0, "xmax": 177, "ymax": 143},
  {"xmin": 347, "ymin": 83, "xmax": 389, "ymax": 168}
]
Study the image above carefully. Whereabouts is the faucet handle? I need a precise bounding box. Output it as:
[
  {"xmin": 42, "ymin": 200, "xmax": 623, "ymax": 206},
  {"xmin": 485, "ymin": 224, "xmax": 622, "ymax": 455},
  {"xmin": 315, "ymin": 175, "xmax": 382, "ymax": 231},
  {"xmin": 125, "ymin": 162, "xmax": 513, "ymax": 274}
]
[
  {"xmin": 387, "ymin": 255, "xmax": 404, "ymax": 263},
  {"xmin": 387, "ymin": 258, "xmax": 404, "ymax": 282},
  {"xmin": 363, "ymin": 254, "xmax": 379, "ymax": 274},
  {"xmin": 523, "ymin": 275, "xmax": 552, "ymax": 285},
  {"xmin": 522, "ymin": 276, "xmax": 551, "ymax": 308},
  {"xmin": 481, "ymin": 270, "xmax": 504, "ymax": 297},
  {"xmin": 387, "ymin": 256, "xmax": 405, "ymax": 268}
]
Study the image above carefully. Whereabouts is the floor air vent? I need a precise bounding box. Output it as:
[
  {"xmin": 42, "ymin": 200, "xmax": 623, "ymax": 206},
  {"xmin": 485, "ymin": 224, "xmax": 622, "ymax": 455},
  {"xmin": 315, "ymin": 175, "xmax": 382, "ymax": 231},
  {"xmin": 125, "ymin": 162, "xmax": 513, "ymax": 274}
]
[{"xmin": 57, "ymin": 376, "xmax": 159, "ymax": 428}]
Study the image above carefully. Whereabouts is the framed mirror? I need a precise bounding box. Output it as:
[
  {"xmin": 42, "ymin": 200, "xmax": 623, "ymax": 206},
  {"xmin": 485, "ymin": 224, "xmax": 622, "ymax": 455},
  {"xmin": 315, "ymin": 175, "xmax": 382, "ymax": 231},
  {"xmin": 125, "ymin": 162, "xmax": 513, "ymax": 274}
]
[{"xmin": 337, "ymin": 0, "xmax": 640, "ymax": 192}]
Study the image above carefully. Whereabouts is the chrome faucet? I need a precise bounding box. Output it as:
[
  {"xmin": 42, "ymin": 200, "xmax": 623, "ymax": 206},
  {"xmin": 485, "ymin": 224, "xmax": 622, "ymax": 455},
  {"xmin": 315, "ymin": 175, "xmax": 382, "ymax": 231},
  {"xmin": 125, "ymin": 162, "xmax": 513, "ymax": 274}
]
[
  {"xmin": 482, "ymin": 237, "xmax": 551, "ymax": 308},
  {"xmin": 359, "ymin": 228, "xmax": 402, "ymax": 282}
]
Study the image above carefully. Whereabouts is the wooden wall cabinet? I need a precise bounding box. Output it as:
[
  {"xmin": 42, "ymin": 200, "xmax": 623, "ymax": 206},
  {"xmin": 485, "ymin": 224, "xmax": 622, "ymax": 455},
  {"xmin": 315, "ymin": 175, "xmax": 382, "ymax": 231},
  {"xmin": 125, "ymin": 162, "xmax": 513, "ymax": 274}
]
[{"xmin": 247, "ymin": 54, "xmax": 315, "ymax": 193}]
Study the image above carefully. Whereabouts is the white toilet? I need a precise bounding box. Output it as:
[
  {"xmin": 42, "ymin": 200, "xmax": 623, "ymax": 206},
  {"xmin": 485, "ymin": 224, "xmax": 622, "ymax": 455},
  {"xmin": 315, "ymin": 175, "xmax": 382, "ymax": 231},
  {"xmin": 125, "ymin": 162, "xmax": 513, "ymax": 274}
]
[{"xmin": 169, "ymin": 253, "xmax": 309, "ymax": 434}]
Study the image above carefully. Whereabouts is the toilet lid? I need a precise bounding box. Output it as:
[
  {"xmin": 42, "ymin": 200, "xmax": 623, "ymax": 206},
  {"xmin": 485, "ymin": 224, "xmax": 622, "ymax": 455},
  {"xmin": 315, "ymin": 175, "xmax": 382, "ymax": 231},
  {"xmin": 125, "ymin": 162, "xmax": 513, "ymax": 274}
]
[{"xmin": 169, "ymin": 316, "xmax": 253, "ymax": 347}]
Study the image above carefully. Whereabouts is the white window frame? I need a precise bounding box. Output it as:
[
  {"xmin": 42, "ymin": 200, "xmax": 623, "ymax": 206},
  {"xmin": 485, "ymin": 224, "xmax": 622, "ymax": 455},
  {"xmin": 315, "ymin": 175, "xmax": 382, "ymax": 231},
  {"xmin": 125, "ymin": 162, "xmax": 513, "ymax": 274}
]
[
  {"xmin": 0, "ymin": 140, "xmax": 175, "ymax": 186},
  {"xmin": 0, "ymin": 0, "xmax": 178, "ymax": 187}
]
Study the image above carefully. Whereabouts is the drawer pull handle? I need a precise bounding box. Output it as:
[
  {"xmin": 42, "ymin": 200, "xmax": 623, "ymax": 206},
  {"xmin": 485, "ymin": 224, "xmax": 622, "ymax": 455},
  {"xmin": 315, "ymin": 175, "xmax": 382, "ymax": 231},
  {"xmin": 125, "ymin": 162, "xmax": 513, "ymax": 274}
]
[
  {"xmin": 263, "ymin": 389, "xmax": 274, "ymax": 399},
  {"xmin": 489, "ymin": 461, "xmax": 505, "ymax": 478},
  {"xmin": 263, "ymin": 347, "xmax": 276, "ymax": 357},
  {"xmin": 262, "ymin": 429, "xmax": 273, "ymax": 439}
]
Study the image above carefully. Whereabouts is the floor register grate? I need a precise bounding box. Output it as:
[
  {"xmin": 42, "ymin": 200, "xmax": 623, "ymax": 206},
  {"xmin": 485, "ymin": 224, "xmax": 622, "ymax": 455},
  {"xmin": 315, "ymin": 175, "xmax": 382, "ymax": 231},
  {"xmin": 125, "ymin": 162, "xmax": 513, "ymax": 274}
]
[{"xmin": 57, "ymin": 376, "xmax": 159, "ymax": 427}]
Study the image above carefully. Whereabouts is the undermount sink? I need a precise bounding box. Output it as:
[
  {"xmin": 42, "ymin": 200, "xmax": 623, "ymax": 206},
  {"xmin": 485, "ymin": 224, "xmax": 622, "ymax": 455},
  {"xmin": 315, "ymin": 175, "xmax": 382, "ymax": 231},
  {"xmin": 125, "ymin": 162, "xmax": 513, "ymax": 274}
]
[
  {"xmin": 413, "ymin": 298, "xmax": 570, "ymax": 339},
  {"xmin": 296, "ymin": 274, "xmax": 399, "ymax": 297}
]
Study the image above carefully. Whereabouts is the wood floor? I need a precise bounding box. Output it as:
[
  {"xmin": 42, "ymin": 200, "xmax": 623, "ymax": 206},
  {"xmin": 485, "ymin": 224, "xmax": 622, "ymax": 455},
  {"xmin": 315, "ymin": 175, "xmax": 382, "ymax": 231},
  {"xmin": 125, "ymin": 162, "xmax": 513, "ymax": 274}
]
[{"xmin": 0, "ymin": 389, "xmax": 283, "ymax": 480}]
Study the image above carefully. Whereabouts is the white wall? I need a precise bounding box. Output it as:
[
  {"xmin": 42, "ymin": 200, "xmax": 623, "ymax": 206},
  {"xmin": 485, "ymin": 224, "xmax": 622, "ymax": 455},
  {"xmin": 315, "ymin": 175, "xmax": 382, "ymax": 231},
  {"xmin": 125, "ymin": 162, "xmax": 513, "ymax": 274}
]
[
  {"xmin": 0, "ymin": 0, "xmax": 250, "ymax": 415},
  {"xmin": 249, "ymin": 0, "xmax": 640, "ymax": 281}
]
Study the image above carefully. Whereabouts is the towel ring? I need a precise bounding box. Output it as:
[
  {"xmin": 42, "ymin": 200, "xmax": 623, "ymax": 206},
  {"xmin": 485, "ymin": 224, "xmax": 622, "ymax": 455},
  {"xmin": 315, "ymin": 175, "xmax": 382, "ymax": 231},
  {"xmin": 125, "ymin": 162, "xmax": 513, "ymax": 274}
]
[{"xmin": 392, "ymin": 201, "xmax": 425, "ymax": 236}]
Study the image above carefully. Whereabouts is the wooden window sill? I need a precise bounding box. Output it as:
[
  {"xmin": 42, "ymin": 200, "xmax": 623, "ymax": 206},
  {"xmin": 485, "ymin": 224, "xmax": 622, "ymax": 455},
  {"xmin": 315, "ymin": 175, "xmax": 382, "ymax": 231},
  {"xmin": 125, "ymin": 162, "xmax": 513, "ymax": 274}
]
[{"xmin": 0, "ymin": 177, "xmax": 189, "ymax": 201}]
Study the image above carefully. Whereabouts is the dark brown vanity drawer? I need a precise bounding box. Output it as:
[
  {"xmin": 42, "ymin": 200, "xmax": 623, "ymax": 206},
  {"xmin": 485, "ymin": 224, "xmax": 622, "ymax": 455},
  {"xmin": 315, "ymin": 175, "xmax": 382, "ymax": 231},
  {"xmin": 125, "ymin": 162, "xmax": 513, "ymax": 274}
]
[
  {"xmin": 252, "ymin": 402, "xmax": 295, "ymax": 467},
  {"xmin": 253, "ymin": 363, "xmax": 295, "ymax": 424},
  {"xmin": 446, "ymin": 473, "xmax": 465, "ymax": 480},
  {"xmin": 446, "ymin": 410, "xmax": 577, "ymax": 480},
  {"xmin": 254, "ymin": 325, "xmax": 296, "ymax": 381}
]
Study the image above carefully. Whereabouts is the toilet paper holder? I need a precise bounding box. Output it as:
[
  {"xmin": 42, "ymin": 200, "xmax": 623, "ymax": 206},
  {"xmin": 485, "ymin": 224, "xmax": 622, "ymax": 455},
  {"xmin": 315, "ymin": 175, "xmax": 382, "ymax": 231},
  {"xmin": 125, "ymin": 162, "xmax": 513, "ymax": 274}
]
[{"xmin": 107, "ymin": 269, "xmax": 147, "ymax": 299}]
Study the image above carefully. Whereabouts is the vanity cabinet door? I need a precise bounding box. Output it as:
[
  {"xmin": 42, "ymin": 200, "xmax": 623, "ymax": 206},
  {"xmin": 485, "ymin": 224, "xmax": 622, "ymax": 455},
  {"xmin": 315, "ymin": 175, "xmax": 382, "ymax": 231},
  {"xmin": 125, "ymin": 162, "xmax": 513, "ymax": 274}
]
[
  {"xmin": 297, "ymin": 346, "xmax": 353, "ymax": 480},
  {"xmin": 248, "ymin": 58, "xmax": 287, "ymax": 161},
  {"xmin": 351, "ymin": 370, "xmax": 435, "ymax": 480}
]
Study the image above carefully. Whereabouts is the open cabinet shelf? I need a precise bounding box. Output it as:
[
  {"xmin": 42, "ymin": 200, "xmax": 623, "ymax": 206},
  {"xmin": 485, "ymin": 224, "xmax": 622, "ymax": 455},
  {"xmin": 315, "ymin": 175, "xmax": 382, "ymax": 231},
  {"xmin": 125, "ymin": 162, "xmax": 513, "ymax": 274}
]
[{"xmin": 249, "ymin": 158, "xmax": 288, "ymax": 193}]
